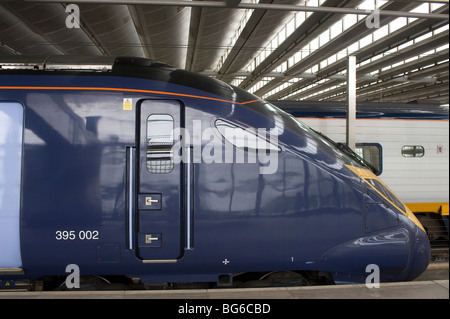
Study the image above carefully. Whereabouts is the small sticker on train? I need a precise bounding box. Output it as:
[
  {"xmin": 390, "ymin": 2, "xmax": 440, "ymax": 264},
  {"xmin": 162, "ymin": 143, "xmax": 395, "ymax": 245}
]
[{"xmin": 123, "ymin": 98, "xmax": 132, "ymax": 110}]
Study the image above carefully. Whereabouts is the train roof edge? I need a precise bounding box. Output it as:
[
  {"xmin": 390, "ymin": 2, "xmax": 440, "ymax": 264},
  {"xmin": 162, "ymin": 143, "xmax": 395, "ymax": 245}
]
[
  {"xmin": 1, "ymin": 55, "xmax": 448, "ymax": 120},
  {"xmin": 270, "ymin": 100, "xmax": 449, "ymax": 121},
  {"xmin": 0, "ymin": 55, "xmax": 244, "ymax": 103}
]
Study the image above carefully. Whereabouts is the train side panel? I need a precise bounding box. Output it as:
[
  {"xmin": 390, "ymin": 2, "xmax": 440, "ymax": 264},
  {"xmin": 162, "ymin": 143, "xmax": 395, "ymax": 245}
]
[
  {"xmin": 18, "ymin": 90, "xmax": 135, "ymax": 276},
  {"xmin": 184, "ymin": 104, "xmax": 366, "ymax": 277},
  {"xmin": 0, "ymin": 66, "xmax": 431, "ymax": 285},
  {"xmin": 1, "ymin": 86, "xmax": 367, "ymax": 281}
]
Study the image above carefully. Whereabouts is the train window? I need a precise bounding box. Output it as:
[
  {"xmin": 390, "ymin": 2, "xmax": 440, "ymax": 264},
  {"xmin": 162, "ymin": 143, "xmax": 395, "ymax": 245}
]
[
  {"xmin": 402, "ymin": 145, "xmax": 424, "ymax": 158},
  {"xmin": 215, "ymin": 119, "xmax": 281, "ymax": 153},
  {"xmin": 146, "ymin": 114, "xmax": 174, "ymax": 173},
  {"xmin": 355, "ymin": 144, "xmax": 382, "ymax": 174},
  {"xmin": 365, "ymin": 178, "xmax": 405, "ymax": 213}
]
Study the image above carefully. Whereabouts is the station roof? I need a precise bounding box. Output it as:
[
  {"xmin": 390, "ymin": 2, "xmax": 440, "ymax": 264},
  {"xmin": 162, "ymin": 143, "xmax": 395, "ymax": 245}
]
[{"xmin": 0, "ymin": 0, "xmax": 448, "ymax": 105}]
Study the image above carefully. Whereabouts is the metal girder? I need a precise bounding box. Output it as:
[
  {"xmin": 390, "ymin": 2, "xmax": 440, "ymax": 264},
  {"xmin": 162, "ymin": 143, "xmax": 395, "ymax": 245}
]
[
  {"xmin": 264, "ymin": 5, "xmax": 449, "ymax": 101},
  {"xmin": 186, "ymin": 3, "xmax": 243, "ymax": 72},
  {"xmin": 390, "ymin": 0, "xmax": 448, "ymax": 3},
  {"xmin": 322, "ymin": 73, "xmax": 449, "ymax": 102},
  {"xmin": 346, "ymin": 55, "xmax": 356, "ymax": 150},
  {"xmin": 288, "ymin": 58, "xmax": 449, "ymax": 101},
  {"xmin": 358, "ymin": 30, "xmax": 449, "ymax": 75},
  {"xmin": 217, "ymin": 0, "xmax": 303, "ymax": 79},
  {"xmin": 0, "ymin": 4, "xmax": 63, "ymax": 56},
  {"xmin": 278, "ymin": 53, "xmax": 449, "ymax": 101},
  {"xmin": 360, "ymin": 81, "xmax": 449, "ymax": 103},
  {"xmin": 10, "ymin": 0, "xmax": 450, "ymax": 20},
  {"xmin": 226, "ymin": 0, "xmax": 242, "ymax": 7},
  {"xmin": 316, "ymin": 4, "xmax": 449, "ymax": 78},
  {"xmin": 238, "ymin": 0, "xmax": 363, "ymax": 90},
  {"xmin": 248, "ymin": 1, "xmax": 424, "ymax": 96}
]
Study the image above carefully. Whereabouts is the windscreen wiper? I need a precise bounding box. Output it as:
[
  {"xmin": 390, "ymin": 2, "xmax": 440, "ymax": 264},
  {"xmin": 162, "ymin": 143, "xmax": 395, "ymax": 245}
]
[
  {"xmin": 310, "ymin": 128, "xmax": 379, "ymax": 175},
  {"xmin": 337, "ymin": 142, "xmax": 379, "ymax": 176}
]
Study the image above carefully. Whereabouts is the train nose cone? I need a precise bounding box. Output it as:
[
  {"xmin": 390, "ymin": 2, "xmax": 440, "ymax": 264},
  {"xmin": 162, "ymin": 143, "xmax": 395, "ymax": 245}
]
[{"xmin": 406, "ymin": 226, "xmax": 431, "ymax": 281}]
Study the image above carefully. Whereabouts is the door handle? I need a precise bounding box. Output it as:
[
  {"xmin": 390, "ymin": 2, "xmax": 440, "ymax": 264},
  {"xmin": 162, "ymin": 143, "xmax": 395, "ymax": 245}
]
[
  {"xmin": 145, "ymin": 196, "xmax": 159, "ymax": 206},
  {"xmin": 138, "ymin": 194, "xmax": 162, "ymax": 210}
]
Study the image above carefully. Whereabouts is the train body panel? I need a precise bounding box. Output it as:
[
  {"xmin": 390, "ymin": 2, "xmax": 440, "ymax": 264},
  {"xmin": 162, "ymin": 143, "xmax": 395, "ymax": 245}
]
[
  {"xmin": 0, "ymin": 57, "xmax": 430, "ymax": 287},
  {"xmin": 287, "ymin": 117, "xmax": 449, "ymax": 205},
  {"xmin": 273, "ymin": 101, "xmax": 449, "ymax": 208},
  {"xmin": 274, "ymin": 100, "xmax": 449, "ymax": 251}
]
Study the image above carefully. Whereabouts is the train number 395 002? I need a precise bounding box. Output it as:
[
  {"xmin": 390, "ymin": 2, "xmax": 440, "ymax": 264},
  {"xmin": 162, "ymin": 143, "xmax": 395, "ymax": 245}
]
[{"xmin": 55, "ymin": 230, "xmax": 99, "ymax": 241}]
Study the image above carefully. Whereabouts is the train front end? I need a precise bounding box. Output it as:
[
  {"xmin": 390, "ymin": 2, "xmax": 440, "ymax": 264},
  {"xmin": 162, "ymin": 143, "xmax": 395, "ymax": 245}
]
[
  {"xmin": 230, "ymin": 94, "xmax": 432, "ymax": 285},
  {"xmin": 319, "ymin": 162, "xmax": 431, "ymax": 284}
]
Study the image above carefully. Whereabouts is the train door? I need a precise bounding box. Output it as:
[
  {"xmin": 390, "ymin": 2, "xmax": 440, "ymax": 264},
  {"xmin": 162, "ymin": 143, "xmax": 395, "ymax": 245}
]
[
  {"xmin": 136, "ymin": 99, "xmax": 183, "ymax": 261},
  {"xmin": 0, "ymin": 102, "xmax": 23, "ymax": 269}
]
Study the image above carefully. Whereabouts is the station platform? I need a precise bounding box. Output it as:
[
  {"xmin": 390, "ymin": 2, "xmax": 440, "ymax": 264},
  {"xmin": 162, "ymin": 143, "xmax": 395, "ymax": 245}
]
[
  {"xmin": 0, "ymin": 280, "xmax": 447, "ymax": 299},
  {"xmin": 1, "ymin": 263, "xmax": 448, "ymax": 299}
]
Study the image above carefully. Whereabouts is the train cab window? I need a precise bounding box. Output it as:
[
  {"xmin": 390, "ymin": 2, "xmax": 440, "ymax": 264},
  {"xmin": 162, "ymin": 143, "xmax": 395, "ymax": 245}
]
[
  {"xmin": 146, "ymin": 114, "xmax": 174, "ymax": 173},
  {"xmin": 355, "ymin": 144, "xmax": 382, "ymax": 174},
  {"xmin": 215, "ymin": 119, "xmax": 281, "ymax": 153},
  {"xmin": 402, "ymin": 145, "xmax": 424, "ymax": 158},
  {"xmin": 365, "ymin": 178, "xmax": 405, "ymax": 213}
]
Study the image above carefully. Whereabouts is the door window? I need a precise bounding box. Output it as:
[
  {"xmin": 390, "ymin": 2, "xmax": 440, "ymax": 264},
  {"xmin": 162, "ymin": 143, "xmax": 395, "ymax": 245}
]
[{"xmin": 146, "ymin": 114, "xmax": 174, "ymax": 173}]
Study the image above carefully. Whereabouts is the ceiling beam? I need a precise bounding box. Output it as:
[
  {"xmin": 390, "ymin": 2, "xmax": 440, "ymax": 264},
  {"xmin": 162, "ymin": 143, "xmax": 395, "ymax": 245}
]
[
  {"xmin": 11, "ymin": 0, "xmax": 450, "ymax": 20},
  {"xmin": 251, "ymin": 1, "xmax": 422, "ymax": 97},
  {"xmin": 226, "ymin": 0, "xmax": 241, "ymax": 7},
  {"xmin": 259, "ymin": 3, "xmax": 448, "ymax": 100},
  {"xmin": 185, "ymin": 5, "xmax": 204, "ymax": 71},
  {"xmin": 127, "ymin": 4, "xmax": 154, "ymax": 59},
  {"xmin": 359, "ymin": 81, "xmax": 449, "ymax": 102}
]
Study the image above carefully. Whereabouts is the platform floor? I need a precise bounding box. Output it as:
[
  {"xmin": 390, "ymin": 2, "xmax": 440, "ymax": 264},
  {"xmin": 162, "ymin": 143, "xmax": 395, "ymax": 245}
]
[
  {"xmin": 1, "ymin": 263, "xmax": 448, "ymax": 299},
  {"xmin": 0, "ymin": 280, "xmax": 448, "ymax": 299}
]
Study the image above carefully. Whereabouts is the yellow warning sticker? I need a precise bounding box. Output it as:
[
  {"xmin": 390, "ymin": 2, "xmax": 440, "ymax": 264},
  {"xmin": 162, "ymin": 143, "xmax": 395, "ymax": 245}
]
[
  {"xmin": 123, "ymin": 98, "xmax": 132, "ymax": 111},
  {"xmin": 0, "ymin": 280, "xmax": 15, "ymax": 288}
]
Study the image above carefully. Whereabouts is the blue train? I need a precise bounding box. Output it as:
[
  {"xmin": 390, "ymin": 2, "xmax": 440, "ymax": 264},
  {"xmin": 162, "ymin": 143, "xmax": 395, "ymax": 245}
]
[{"xmin": 0, "ymin": 56, "xmax": 430, "ymax": 289}]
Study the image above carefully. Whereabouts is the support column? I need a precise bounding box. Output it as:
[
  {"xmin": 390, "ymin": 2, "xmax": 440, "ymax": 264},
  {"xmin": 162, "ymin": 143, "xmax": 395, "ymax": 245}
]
[{"xmin": 346, "ymin": 55, "xmax": 356, "ymax": 151}]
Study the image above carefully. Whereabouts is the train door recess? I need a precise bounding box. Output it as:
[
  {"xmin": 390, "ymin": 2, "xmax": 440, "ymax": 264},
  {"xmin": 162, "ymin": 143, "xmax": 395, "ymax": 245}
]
[
  {"xmin": 136, "ymin": 100, "xmax": 183, "ymax": 261},
  {"xmin": 364, "ymin": 186, "xmax": 399, "ymax": 233},
  {"xmin": 0, "ymin": 102, "xmax": 23, "ymax": 269}
]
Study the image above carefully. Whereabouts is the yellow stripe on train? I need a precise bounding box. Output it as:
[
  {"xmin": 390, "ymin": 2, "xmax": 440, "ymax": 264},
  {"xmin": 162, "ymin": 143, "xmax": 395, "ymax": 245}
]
[{"xmin": 406, "ymin": 203, "xmax": 449, "ymax": 216}]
